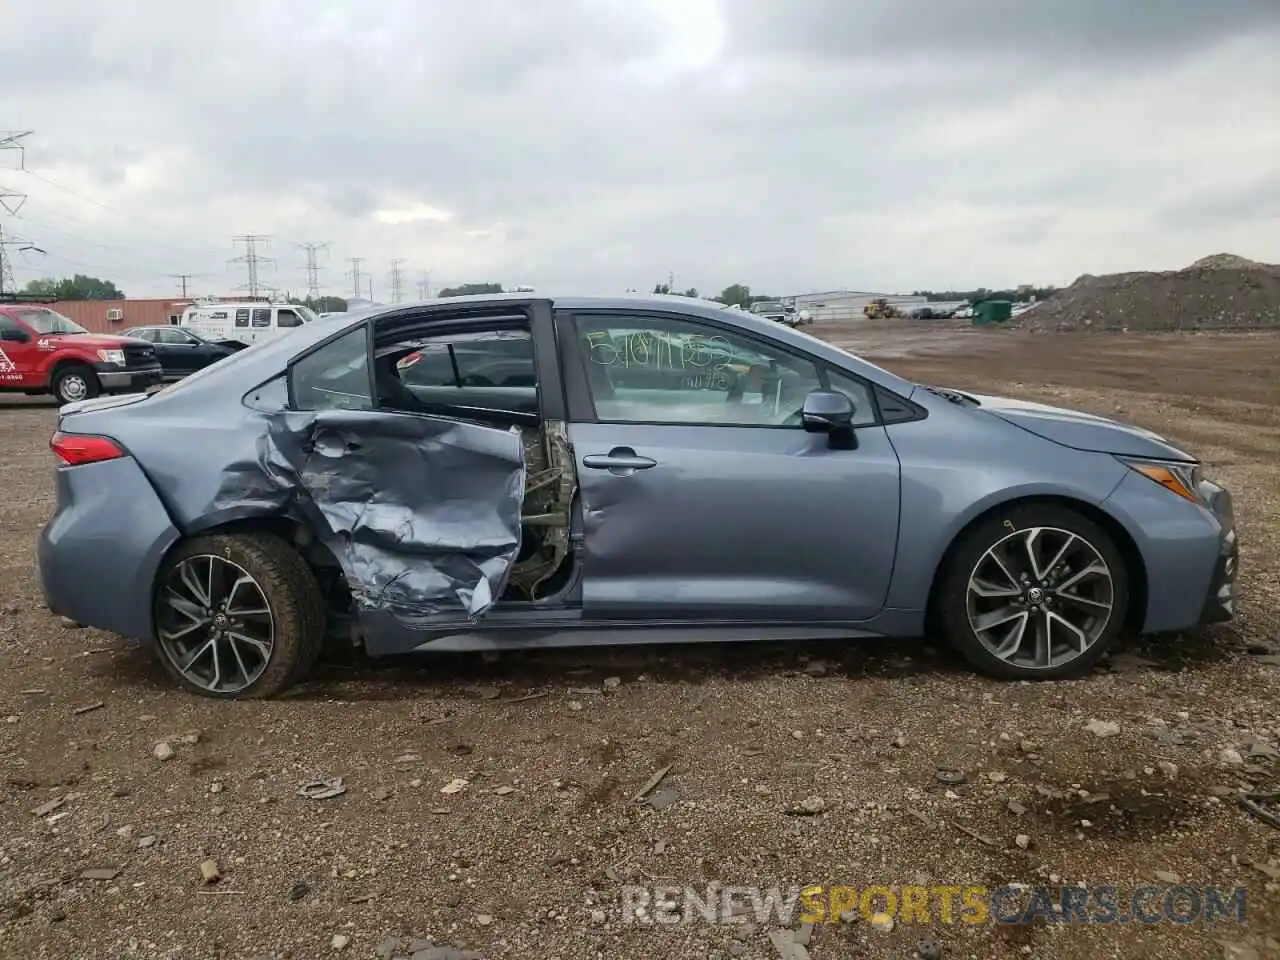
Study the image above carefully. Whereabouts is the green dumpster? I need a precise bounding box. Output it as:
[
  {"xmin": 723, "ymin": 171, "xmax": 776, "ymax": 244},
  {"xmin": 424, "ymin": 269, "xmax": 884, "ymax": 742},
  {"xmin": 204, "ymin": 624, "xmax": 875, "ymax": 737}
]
[{"xmin": 972, "ymin": 300, "xmax": 1013, "ymax": 325}]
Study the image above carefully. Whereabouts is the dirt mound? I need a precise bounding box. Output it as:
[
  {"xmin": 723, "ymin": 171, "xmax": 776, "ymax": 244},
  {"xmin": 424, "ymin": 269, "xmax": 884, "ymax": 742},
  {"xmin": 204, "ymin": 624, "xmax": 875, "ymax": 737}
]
[
  {"xmin": 1189, "ymin": 252, "xmax": 1269, "ymax": 270},
  {"xmin": 1019, "ymin": 253, "xmax": 1280, "ymax": 332}
]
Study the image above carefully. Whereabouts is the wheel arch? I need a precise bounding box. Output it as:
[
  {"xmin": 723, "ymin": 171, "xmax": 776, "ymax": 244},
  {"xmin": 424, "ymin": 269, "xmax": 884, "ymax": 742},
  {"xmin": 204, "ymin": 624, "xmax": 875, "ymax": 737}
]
[
  {"xmin": 923, "ymin": 494, "xmax": 1149, "ymax": 636},
  {"xmin": 157, "ymin": 515, "xmax": 352, "ymax": 611},
  {"xmin": 47, "ymin": 356, "xmax": 97, "ymax": 387}
]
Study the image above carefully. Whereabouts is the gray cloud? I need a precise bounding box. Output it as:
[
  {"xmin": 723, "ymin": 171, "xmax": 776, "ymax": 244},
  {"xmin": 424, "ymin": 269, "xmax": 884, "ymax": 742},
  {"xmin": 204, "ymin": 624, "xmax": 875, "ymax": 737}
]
[
  {"xmin": 1159, "ymin": 175, "xmax": 1280, "ymax": 231},
  {"xmin": 2, "ymin": 0, "xmax": 1277, "ymax": 300},
  {"xmin": 727, "ymin": 1, "xmax": 1280, "ymax": 62}
]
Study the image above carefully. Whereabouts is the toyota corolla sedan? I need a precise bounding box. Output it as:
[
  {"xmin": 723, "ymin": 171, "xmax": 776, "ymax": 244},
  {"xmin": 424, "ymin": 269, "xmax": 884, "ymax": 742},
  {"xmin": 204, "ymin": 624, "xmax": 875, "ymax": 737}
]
[{"xmin": 37, "ymin": 294, "xmax": 1238, "ymax": 698}]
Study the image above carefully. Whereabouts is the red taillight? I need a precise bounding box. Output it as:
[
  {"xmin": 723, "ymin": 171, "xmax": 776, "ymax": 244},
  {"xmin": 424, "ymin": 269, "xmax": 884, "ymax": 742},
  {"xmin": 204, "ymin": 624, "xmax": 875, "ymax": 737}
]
[{"xmin": 50, "ymin": 432, "xmax": 126, "ymax": 466}]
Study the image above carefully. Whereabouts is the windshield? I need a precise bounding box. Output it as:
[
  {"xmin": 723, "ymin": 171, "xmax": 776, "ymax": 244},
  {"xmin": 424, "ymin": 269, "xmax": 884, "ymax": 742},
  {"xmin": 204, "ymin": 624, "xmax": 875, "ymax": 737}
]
[
  {"xmin": 751, "ymin": 302, "xmax": 784, "ymax": 313},
  {"xmin": 14, "ymin": 308, "xmax": 88, "ymax": 335},
  {"xmin": 296, "ymin": 305, "xmax": 319, "ymax": 323}
]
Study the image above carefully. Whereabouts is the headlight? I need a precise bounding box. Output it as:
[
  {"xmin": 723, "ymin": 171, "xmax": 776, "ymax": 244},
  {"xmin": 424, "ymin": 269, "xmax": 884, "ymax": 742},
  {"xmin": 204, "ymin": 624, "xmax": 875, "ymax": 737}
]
[
  {"xmin": 1118, "ymin": 456, "xmax": 1203, "ymax": 504},
  {"xmin": 97, "ymin": 349, "xmax": 126, "ymax": 365}
]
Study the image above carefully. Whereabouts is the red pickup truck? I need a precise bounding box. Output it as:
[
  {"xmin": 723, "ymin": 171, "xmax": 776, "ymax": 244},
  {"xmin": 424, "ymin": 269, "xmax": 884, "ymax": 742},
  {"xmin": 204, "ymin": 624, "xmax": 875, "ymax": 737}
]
[{"xmin": 0, "ymin": 303, "xmax": 162, "ymax": 404}]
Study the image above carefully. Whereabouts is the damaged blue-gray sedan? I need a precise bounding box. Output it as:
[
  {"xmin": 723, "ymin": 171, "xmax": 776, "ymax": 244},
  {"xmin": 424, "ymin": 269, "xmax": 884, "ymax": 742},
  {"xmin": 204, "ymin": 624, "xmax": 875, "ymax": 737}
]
[{"xmin": 37, "ymin": 294, "xmax": 1238, "ymax": 697}]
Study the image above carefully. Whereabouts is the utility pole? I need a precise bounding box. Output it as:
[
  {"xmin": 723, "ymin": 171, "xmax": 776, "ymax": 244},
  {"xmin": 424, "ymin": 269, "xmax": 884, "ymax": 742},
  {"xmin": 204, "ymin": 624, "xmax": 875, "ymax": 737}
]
[
  {"xmin": 417, "ymin": 271, "xmax": 431, "ymax": 299},
  {"xmin": 345, "ymin": 257, "xmax": 365, "ymax": 299},
  {"xmin": 389, "ymin": 259, "xmax": 405, "ymax": 303},
  {"xmin": 230, "ymin": 234, "xmax": 274, "ymax": 298},
  {"xmin": 166, "ymin": 273, "xmax": 202, "ymax": 298},
  {"xmin": 0, "ymin": 131, "xmax": 31, "ymax": 215},
  {"xmin": 297, "ymin": 242, "xmax": 329, "ymax": 300}
]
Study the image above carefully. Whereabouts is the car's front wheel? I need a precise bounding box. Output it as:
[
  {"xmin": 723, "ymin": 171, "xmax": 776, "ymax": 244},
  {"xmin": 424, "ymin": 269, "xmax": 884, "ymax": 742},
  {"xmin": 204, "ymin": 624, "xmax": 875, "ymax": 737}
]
[
  {"xmin": 936, "ymin": 504, "xmax": 1130, "ymax": 680},
  {"xmin": 152, "ymin": 533, "xmax": 326, "ymax": 698},
  {"xmin": 52, "ymin": 365, "xmax": 100, "ymax": 405}
]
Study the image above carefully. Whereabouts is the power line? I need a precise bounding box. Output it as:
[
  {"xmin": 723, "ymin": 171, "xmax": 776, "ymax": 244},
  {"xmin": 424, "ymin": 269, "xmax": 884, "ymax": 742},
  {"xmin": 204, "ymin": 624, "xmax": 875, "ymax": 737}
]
[
  {"xmin": 21, "ymin": 168, "xmax": 226, "ymax": 260},
  {"xmin": 297, "ymin": 241, "xmax": 329, "ymax": 300},
  {"xmin": 230, "ymin": 234, "xmax": 274, "ymax": 298},
  {"xmin": 389, "ymin": 259, "xmax": 406, "ymax": 303},
  {"xmin": 345, "ymin": 257, "xmax": 365, "ymax": 299}
]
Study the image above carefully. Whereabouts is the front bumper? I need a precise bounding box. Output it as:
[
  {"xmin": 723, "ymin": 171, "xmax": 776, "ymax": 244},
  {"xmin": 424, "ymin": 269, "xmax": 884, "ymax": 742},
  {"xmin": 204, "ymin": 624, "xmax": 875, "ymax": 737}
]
[
  {"xmin": 95, "ymin": 362, "xmax": 163, "ymax": 391},
  {"xmin": 1197, "ymin": 479, "xmax": 1238, "ymax": 624}
]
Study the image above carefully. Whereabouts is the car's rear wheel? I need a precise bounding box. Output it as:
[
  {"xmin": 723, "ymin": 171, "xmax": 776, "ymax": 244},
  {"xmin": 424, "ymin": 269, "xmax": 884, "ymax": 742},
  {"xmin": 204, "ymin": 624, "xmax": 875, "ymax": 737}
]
[
  {"xmin": 152, "ymin": 533, "xmax": 326, "ymax": 698},
  {"xmin": 52, "ymin": 365, "xmax": 100, "ymax": 405},
  {"xmin": 937, "ymin": 504, "xmax": 1130, "ymax": 680}
]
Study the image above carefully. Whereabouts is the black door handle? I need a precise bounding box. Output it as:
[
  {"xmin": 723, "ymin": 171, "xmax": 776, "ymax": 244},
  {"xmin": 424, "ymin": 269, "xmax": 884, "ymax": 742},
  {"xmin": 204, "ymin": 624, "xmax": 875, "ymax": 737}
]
[{"xmin": 583, "ymin": 447, "xmax": 657, "ymax": 473}]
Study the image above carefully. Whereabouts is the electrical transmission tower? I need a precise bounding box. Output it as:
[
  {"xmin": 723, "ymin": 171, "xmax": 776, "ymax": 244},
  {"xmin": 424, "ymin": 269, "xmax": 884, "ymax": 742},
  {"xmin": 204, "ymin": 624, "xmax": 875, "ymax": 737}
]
[
  {"xmin": 230, "ymin": 234, "xmax": 274, "ymax": 298},
  {"xmin": 417, "ymin": 271, "xmax": 431, "ymax": 299},
  {"xmin": 297, "ymin": 242, "xmax": 330, "ymax": 300},
  {"xmin": 389, "ymin": 259, "xmax": 406, "ymax": 303},
  {"xmin": 345, "ymin": 257, "xmax": 365, "ymax": 299},
  {"xmin": 0, "ymin": 130, "xmax": 32, "ymax": 215},
  {"xmin": 0, "ymin": 225, "xmax": 45, "ymax": 296},
  {"xmin": 0, "ymin": 225, "xmax": 17, "ymax": 295}
]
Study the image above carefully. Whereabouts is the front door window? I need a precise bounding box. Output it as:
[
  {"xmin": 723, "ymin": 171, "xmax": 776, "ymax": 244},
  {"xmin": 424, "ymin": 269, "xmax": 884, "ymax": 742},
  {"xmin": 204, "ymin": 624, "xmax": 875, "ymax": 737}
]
[{"xmin": 574, "ymin": 313, "xmax": 876, "ymax": 427}]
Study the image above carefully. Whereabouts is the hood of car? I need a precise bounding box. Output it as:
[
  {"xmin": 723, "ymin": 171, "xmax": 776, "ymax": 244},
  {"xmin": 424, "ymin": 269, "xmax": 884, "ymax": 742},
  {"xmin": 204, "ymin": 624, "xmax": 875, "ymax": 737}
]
[
  {"xmin": 970, "ymin": 392, "xmax": 1196, "ymax": 461},
  {"xmin": 40, "ymin": 332, "xmax": 148, "ymax": 349}
]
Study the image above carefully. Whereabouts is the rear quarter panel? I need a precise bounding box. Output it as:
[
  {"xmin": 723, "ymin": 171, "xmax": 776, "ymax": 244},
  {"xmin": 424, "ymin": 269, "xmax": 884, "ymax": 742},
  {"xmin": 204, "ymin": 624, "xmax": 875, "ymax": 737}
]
[{"xmin": 38, "ymin": 457, "xmax": 181, "ymax": 640}]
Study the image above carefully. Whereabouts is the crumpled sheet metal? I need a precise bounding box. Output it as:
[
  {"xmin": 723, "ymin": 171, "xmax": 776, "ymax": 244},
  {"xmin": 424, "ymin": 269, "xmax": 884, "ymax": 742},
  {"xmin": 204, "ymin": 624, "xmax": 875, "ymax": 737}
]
[{"xmin": 213, "ymin": 409, "xmax": 525, "ymax": 620}]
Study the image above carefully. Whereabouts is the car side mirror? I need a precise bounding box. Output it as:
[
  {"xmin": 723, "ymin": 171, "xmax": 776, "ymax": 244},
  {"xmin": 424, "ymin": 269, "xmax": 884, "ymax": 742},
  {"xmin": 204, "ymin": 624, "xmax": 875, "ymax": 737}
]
[
  {"xmin": 0, "ymin": 329, "xmax": 29, "ymax": 342},
  {"xmin": 802, "ymin": 390, "xmax": 854, "ymax": 432}
]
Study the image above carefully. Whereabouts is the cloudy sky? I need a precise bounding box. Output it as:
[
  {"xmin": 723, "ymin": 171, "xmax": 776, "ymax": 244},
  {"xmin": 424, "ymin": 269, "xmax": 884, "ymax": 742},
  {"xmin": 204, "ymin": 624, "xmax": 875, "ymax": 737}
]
[{"xmin": 2, "ymin": 0, "xmax": 1277, "ymax": 301}]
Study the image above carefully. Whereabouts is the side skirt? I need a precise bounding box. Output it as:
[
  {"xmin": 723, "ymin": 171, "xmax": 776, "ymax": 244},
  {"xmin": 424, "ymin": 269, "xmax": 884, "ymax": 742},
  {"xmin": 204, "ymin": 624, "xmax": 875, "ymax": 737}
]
[{"xmin": 410, "ymin": 622, "xmax": 890, "ymax": 653}]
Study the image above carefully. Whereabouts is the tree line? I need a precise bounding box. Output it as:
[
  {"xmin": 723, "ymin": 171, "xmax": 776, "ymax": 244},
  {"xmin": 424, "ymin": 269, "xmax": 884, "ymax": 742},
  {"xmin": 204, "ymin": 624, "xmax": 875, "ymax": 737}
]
[{"xmin": 20, "ymin": 275, "xmax": 125, "ymax": 300}]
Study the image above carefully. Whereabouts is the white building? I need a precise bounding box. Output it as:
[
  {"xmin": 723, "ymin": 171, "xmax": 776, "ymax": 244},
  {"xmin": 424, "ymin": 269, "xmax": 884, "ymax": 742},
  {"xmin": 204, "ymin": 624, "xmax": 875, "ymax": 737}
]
[{"xmin": 783, "ymin": 290, "xmax": 928, "ymax": 322}]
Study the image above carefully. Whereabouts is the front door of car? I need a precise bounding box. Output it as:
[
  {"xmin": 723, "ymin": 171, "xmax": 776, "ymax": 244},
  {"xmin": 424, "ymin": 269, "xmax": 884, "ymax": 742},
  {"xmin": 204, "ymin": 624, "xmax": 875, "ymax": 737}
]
[
  {"xmin": 0, "ymin": 314, "xmax": 41, "ymax": 388},
  {"xmin": 153, "ymin": 328, "xmax": 198, "ymax": 374},
  {"xmin": 562, "ymin": 310, "xmax": 902, "ymax": 622}
]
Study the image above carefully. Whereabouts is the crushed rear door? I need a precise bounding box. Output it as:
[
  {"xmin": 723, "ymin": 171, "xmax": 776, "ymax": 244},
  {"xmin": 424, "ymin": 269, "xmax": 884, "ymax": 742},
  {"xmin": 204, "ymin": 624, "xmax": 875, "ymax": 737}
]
[{"xmin": 234, "ymin": 408, "xmax": 526, "ymax": 621}]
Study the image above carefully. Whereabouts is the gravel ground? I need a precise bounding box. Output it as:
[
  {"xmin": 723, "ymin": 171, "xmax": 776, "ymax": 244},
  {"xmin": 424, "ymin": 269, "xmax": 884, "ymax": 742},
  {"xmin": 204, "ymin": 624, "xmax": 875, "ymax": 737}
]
[{"xmin": 1, "ymin": 327, "xmax": 1278, "ymax": 960}]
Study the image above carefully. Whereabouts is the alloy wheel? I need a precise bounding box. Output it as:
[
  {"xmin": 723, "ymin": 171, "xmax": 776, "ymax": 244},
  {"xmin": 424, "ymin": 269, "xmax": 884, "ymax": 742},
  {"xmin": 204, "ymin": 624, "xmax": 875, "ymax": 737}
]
[
  {"xmin": 965, "ymin": 526, "xmax": 1115, "ymax": 670},
  {"xmin": 155, "ymin": 555, "xmax": 275, "ymax": 694}
]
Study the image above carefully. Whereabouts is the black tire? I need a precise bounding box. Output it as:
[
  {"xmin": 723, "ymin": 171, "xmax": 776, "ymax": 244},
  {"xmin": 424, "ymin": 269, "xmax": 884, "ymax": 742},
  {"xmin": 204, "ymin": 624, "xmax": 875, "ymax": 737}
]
[
  {"xmin": 936, "ymin": 503, "xmax": 1130, "ymax": 680},
  {"xmin": 52, "ymin": 365, "xmax": 100, "ymax": 405},
  {"xmin": 152, "ymin": 533, "xmax": 326, "ymax": 698}
]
